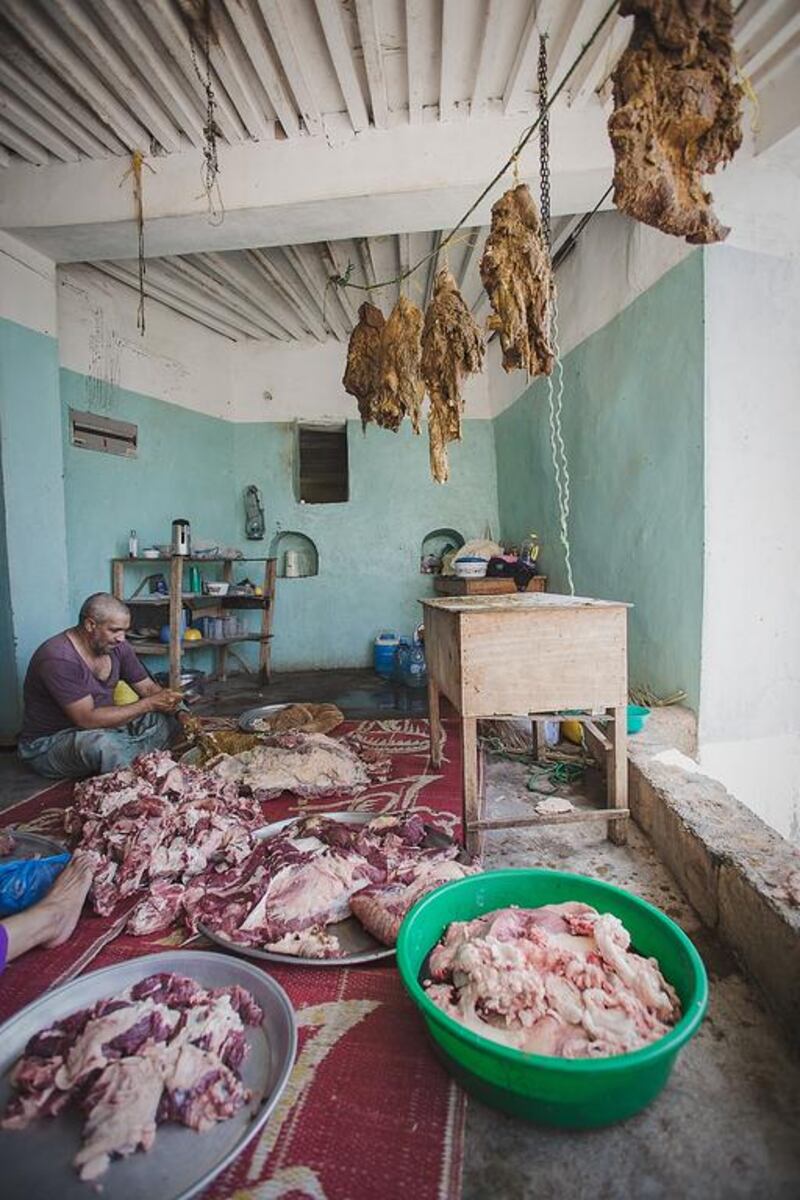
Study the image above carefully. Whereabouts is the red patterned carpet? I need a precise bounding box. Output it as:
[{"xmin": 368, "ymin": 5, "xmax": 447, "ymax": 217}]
[{"xmin": 0, "ymin": 718, "xmax": 466, "ymax": 1200}]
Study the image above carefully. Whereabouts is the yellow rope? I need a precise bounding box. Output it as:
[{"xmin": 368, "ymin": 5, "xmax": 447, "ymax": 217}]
[{"xmin": 119, "ymin": 151, "xmax": 154, "ymax": 336}]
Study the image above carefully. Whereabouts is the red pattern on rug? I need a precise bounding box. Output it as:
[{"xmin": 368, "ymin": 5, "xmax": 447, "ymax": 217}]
[{"xmin": 0, "ymin": 718, "xmax": 466, "ymax": 1200}]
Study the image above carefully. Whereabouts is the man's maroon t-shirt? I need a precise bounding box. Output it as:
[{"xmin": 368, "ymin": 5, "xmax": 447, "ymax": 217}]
[{"xmin": 20, "ymin": 633, "xmax": 148, "ymax": 741}]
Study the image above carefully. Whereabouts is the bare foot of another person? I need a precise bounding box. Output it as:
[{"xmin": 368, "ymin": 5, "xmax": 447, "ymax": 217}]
[{"xmin": 40, "ymin": 852, "xmax": 94, "ymax": 947}]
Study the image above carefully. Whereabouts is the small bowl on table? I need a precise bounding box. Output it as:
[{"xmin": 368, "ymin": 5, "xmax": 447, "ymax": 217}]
[
  {"xmin": 453, "ymin": 557, "xmax": 489, "ymax": 579},
  {"xmin": 396, "ymin": 869, "xmax": 707, "ymax": 1128}
]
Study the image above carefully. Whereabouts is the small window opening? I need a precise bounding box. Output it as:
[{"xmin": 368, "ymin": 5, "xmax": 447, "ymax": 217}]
[{"xmin": 297, "ymin": 424, "xmax": 348, "ymax": 504}]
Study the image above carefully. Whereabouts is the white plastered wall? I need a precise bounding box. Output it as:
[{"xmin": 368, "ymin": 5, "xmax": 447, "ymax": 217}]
[
  {"xmin": 0, "ymin": 231, "xmax": 57, "ymax": 334},
  {"xmin": 700, "ymin": 245, "xmax": 800, "ymax": 843}
]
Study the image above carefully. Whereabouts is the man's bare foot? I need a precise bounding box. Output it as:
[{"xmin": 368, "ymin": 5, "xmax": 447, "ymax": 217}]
[{"xmin": 39, "ymin": 853, "xmax": 93, "ymax": 948}]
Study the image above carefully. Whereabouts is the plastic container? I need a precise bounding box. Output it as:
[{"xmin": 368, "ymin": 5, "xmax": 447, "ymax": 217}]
[
  {"xmin": 374, "ymin": 632, "xmax": 399, "ymax": 678},
  {"xmin": 397, "ymin": 869, "xmax": 708, "ymax": 1128},
  {"xmin": 394, "ymin": 637, "xmax": 412, "ymax": 683},
  {"xmin": 627, "ymin": 705, "xmax": 651, "ymax": 734},
  {"xmin": 403, "ymin": 639, "xmax": 427, "ymax": 689},
  {"xmin": 128, "ymin": 529, "xmax": 138, "ymax": 558}
]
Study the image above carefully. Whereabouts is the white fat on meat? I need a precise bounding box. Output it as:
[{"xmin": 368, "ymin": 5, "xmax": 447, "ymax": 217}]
[
  {"xmin": 54, "ymin": 1001, "xmax": 177, "ymax": 1091},
  {"xmin": 263, "ymin": 926, "xmax": 342, "ymax": 958},
  {"xmin": 73, "ymin": 1052, "xmax": 165, "ymax": 1181},
  {"xmin": 425, "ymin": 903, "xmax": 681, "ymax": 1059},
  {"xmin": 239, "ymin": 851, "xmax": 373, "ymax": 936},
  {"xmin": 209, "ymin": 732, "xmax": 371, "ymax": 798}
]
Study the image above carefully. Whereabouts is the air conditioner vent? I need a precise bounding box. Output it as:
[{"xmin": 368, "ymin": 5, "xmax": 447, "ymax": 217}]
[{"xmin": 69, "ymin": 409, "xmax": 138, "ymax": 458}]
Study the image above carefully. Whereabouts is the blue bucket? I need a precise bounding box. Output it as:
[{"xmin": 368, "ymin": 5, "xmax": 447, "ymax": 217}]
[{"xmin": 374, "ymin": 632, "xmax": 399, "ymax": 677}]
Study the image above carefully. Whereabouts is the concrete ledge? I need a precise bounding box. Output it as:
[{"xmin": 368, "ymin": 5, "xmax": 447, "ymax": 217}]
[{"xmin": 629, "ymin": 708, "xmax": 800, "ymax": 1041}]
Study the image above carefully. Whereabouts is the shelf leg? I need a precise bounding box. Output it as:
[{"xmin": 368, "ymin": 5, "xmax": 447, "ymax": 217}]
[
  {"xmin": 428, "ymin": 675, "xmax": 442, "ymax": 768},
  {"xmin": 169, "ymin": 557, "xmax": 183, "ymax": 692},
  {"xmin": 462, "ymin": 716, "xmax": 483, "ymax": 860}
]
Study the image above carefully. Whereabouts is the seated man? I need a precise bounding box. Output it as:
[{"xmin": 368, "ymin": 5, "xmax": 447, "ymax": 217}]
[{"xmin": 18, "ymin": 592, "xmax": 182, "ymax": 779}]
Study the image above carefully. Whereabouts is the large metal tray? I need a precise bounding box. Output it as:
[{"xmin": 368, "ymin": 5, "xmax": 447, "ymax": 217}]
[
  {"xmin": 0, "ymin": 950, "xmax": 297, "ymax": 1200},
  {"xmin": 237, "ymin": 703, "xmax": 290, "ymax": 733},
  {"xmin": 199, "ymin": 811, "xmax": 457, "ymax": 968},
  {"xmin": 0, "ymin": 829, "xmax": 66, "ymax": 860}
]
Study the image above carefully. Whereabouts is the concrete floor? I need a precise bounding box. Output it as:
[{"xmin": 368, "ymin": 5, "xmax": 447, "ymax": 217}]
[{"xmin": 2, "ymin": 670, "xmax": 799, "ymax": 1197}]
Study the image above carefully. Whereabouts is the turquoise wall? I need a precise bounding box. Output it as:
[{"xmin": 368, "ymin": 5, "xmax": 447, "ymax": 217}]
[
  {"xmin": 233, "ymin": 419, "xmax": 500, "ymax": 670},
  {"xmin": 0, "ymin": 318, "xmax": 69, "ymax": 733},
  {"xmin": 493, "ymin": 252, "xmax": 705, "ymax": 707}
]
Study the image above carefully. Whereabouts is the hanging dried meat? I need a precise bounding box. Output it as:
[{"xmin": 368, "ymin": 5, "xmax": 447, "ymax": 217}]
[
  {"xmin": 608, "ymin": 0, "xmax": 743, "ymax": 244},
  {"xmin": 375, "ymin": 294, "xmax": 425, "ymax": 433},
  {"xmin": 480, "ymin": 183, "xmax": 554, "ymax": 377},
  {"xmin": 421, "ymin": 266, "xmax": 485, "ymax": 483},
  {"xmin": 342, "ymin": 301, "xmax": 385, "ymax": 429}
]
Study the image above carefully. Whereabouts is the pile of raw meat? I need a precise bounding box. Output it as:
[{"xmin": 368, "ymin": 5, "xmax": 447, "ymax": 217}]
[
  {"xmin": 208, "ymin": 731, "xmax": 378, "ymax": 798},
  {"xmin": 189, "ymin": 813, "xmax": 476, "ymax": 958},
  {"xmin": 2, "ymin": 972, "xmax": 262, "ymax": 1181},
  {"xmin": 424, "ymin": 902, "xmax": 681, "ymax": 1058},
  {"xmin": 65, "ymin": 751, "xmax": 264, "ymax": 933}
]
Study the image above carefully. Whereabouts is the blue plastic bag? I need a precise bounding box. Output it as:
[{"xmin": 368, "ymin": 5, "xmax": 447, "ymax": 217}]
[{"xmin": 0, "ymin": 854, "xmax": 71, "ymax": 918}]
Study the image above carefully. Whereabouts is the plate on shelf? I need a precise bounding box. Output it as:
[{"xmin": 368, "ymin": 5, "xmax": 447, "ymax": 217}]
[
  {"xmin": 197, "ymin": 812, "xmax": 459, "ymax": 968},
  {"xmin": 237, "ymin": 703, "xmax": 290, "ymax": 732},
  {"xmin": 0, "ymin": 950, "xmax": 297, "ymax": 1200}
]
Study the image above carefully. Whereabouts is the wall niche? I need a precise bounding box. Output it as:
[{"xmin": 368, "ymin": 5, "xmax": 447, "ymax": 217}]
[
  {"xmin": 420, "ymin": 527, "xmax": 465, "ymax": 574},
  {"xmin": 269, "ymin": 530, "xmax": 319, "ymax": 578}
]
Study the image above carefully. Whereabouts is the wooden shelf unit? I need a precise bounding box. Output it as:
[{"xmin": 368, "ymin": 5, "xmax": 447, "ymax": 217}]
[{"xmin": 112, "ymin": 555, "xmax": 276, "ymax": 691}]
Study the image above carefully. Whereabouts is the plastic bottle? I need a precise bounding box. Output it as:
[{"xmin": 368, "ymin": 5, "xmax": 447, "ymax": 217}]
[
  {"xmin": 128, "ymin": 529, "xmax": 138, "ymax": 558},
  {"xmin": 403, "ymin": 632, "xmax": 428, "ymax": 689}
]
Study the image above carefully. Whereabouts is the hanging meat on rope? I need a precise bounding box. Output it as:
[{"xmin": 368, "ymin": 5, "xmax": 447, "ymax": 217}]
[
  {"xmin": 480, "ymin": 183, "xmax": 555, "ymax": 377},
  {"xmin": 342, "ymin": 301, "xmax": 385, "ymax": 430},
  {"xmin": 421, "ymin": 266, "xmax": 485, "ymax": 483},
  {"xmin": 608, "ymin": 0, "xmax": 743, "ymax": 244},
  {"xmin": 374, "ymin": 294, "xmax": 425, "ymax": 433}
]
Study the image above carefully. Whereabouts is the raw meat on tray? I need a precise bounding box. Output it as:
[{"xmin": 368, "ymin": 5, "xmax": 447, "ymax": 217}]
[{"xmin": 1, "ymin": 972, "xmax": 263, "ymax": 1182}]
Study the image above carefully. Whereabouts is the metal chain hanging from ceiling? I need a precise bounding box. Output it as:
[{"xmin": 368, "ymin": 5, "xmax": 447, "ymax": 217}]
[{"xmin": 539, "ymin": 33, "xmax": 574, "ymax": 597}]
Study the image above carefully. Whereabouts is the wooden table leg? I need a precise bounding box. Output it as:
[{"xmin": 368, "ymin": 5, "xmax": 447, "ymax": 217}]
[
  {"xmin": 608, "ymin": 705, "xmax": 629, "ymax": 845},
  {"xmin": 428, "ymin": 675, "xmax": 443, "ymax": 768},
  {"xmin": 462, "ymin": 716, "xmax": 483, "ymax": 859},
  {"xmin": 531, "ymin": 718, "xmax": 545, "ymax": 762}
]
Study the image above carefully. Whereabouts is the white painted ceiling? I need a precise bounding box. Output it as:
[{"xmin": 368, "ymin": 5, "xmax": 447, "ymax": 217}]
[{"xmin": 1, "ymin": 0, "xmax": 797, "ymax": 342}]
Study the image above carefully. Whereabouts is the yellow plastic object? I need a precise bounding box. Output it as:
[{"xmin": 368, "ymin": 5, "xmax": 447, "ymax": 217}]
[
  {"xmin": 562, "ymin": 718, "xmax": 583, "ymax": 745},
  {"xmin": 183, "ymin": 628, "xmax": 203, "ymax": 641},
  {"xmin": 113, "ymin": 680, "xmax": 139, "ymax": 706}
]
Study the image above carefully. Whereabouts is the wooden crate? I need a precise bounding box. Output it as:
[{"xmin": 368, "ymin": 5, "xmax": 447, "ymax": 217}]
[{"xmin": 433, "ymin": 575, "xmax": 547, "ymax": 597}]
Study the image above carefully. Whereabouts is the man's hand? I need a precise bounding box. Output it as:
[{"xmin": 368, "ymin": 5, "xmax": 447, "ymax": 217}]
[{"xmin": 146, "ymin": 689, "xmax": 183, "ymax": 713}]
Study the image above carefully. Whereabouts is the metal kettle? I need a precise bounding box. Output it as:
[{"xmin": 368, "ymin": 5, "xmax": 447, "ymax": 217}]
[{"xmin": 171, "ymin": 518, "xmax": 191, "ymax": 557}]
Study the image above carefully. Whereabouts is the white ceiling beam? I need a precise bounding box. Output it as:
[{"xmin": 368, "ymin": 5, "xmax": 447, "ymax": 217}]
[
  {"xmin": 204, "ymin": 2, "xmax": 278, "ymax": 141},
  {"xmin": 740, "ymin": 9, "xmax": 800, "ymax": 80},
  {"xmin": 201, "ymin": 252, "xmax": 297, "ymax": 340},
  {"xmin": 356, "ymin": 237, "xmax": 377, "ymax": 289},
  {"xmin": 0, "ymin": 90, "xmax": 79, "ymax": 162},
  {"xmin": 568, "ymin": 15, "xmax": 630, "ymax": 106},
  {"xmin": 0, "ymin": 56, "xmax": 115, "ymax": 158},
  {"xmin": 456, "ymin": 226, "xmax": 481, "ymax": 292},
  {"xmin": 162, "ymin": 255, "xmax": 287, "ymax": 338},
  {"xmin": 142, "ymin": 259, "xmax": 274, "ymax": 339},
  {"xmin": 0, "ymin": 143, "xmax": 10, "ymax": 168},
  {"xmin": 439, "ymin": 0, "xmax": 459, "ymax": 123},
  {"xmin": 92, "ymin": 261, "xmax": 242, "ymax": 340},
  {"xmin": 735, "ymin": 0, "xmax": 786, "ymax": 47},
  {"xmin": 282, "ymin": 244, "xmax": 349, "ymax": 340},
  {"xmin": 503, "ymin": 0, "xmax": 562, "ymax": 115},
  {"xmin": 0, "ymin": 118, "xmax": 50, "ymax": 166},
  {"xmin": 98, "ymin": 0, "xmax": 206, "ymax": 149},
  {"xmin": 754, "ymin": 49, "xmax": 800, "ymax": 155},
  {"xmin": 471, "ymin": 0, "xmax": 505, "ymax": 117},
  {"xmin": 549, "ymin": 1, "xmax": 612, "ymax": 95},
  {"xmin": 2, "ymin": 0, "xmax": 152, "ymax": 151},
  {"xmin": 314, "ymin": 0, "xmax": 369, "ymax": 133},
  {"xmin": 256, "ymin": 0, "xmax": 323, "ymax": 137},
  {"xmin": 324, "ymin": 240, "xmax": 359, "ymax": 327},
  {"xmin": 143, "ymin": 0, "xmax": 246, "ymax": 144},
  {"xmin": 424, "ymin": 230, "xmax": 442, "ymax": 307},
  {"xmin": 249, "ymin": 249, "xmax": 328, "ymax": 341},
  {"xmin": 405, "ymin": 0, "xmax": 425, "ymax": 126},
  {"xmin": 225, "ymin": 0, "xmax": 300, "ymax": 137},
  {"xmin": 41, "ymin": 0, "xmax": 183, "ymax": 152},
  {"xmin": 354, "ymin": 0, "xmax": 388, "ymax": 129}
]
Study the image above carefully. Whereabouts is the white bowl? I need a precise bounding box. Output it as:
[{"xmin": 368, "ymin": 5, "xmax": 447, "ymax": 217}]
[
  {"xmin": 206, "ymin": 582, "xmax": 229, "ymax": 596},
  {"xmin": 142, "ymin": 548, "xmax": 161, "ymax": 559},
  {"xmin": 454, "ymin": 560, "xmax": 488, "ymax": 579}
]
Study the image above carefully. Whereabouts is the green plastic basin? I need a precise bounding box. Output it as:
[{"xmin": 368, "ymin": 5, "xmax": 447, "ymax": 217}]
[
  {"xmin": 396, "ymin": 869, "xmax": 707, "ymax": 1128},
  {"xmin": 627, "ymin": 704, "xmax": 651, "ymax": 734}
]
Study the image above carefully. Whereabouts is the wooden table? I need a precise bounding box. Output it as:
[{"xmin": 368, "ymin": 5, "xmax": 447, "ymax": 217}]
[{"xmin": 421, "ymin": 593, "xmax": 631, "ymax": 856}]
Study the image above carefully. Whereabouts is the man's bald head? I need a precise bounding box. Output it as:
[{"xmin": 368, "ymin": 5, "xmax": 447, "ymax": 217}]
[{"xmin": 79, "ymin": 593, "xmax": 130, "ymax": 626}]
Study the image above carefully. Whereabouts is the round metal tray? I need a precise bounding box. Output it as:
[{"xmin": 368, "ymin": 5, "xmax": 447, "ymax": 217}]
[
  {"xmin": 0, "ymin": 830, "xmax": 67, "ymax": 861},
  {"xmin": 237, "ymin": 703, "xmax": 290, "ymax": 733},
  {"xmin": 199, "ymin": 812, "xmax": 458, "ymax": 968},
  {"xmin": 0, "ymin": 950, "xmax": 297, "ymax": 1200}
]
